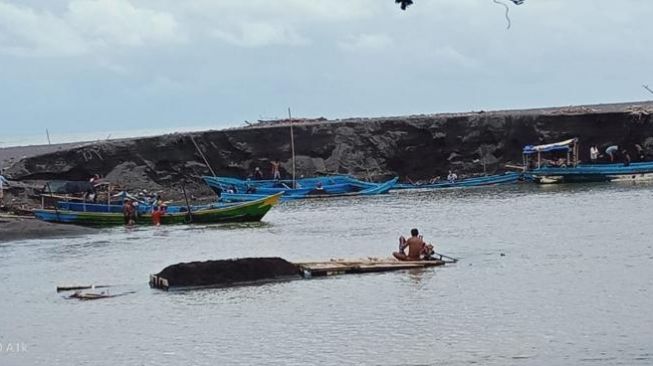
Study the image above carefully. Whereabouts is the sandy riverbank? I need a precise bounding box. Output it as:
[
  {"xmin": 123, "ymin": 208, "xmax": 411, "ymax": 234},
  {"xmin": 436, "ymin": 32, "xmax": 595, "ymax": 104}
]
[{"xmin": 0, "ymin": 215, "xmax": 98, "ymax": 243}]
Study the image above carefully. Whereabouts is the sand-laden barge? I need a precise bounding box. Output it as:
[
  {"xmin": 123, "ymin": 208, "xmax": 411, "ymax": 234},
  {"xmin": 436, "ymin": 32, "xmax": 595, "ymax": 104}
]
[{"xmin": 149, "ymin": 257, "xmax": 451, "ymax": 291}]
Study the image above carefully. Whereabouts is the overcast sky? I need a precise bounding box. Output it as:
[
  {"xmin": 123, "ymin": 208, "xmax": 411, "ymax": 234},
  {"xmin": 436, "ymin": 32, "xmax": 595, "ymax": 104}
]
[{"xmin": 1, "ymin": 0, "xmax": 652, "ymax": 145}]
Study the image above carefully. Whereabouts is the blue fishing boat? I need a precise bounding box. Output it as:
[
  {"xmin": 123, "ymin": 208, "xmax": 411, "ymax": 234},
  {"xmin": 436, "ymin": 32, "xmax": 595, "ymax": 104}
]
[
  {"xmin": 202, "ymin": 175, "xmax": 381, "ymax": 197},
  {"xmin": 219, "ymin": 177, "xmax": 398, "ymax": 202},
  {"xmin": 393, "ymin": 172, "xmax": 522, "ymax": 190},
  {"xmin": 213, "ymin": 175, "xmax": 358, "ymax": 189},
  {"xmin": 523, "ymin": 138, "xmax": 653, "ymax": 184},
  {"xmin": 203, "ymin": 177, "xmax": 354, "ymax": 196}
]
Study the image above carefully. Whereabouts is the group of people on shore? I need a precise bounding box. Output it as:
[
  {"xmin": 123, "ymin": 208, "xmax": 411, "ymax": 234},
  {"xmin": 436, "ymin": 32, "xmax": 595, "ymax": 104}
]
[
  {"xmin": 407, "ymin": 169, "xmax": 460, "ymax": 186},
  {"xmin": 122, "ymin": 197, "xmax": 167, "ymax": 226},
  {"xmin": 251, "ymin": 159, "xmax": 282, "ymax": 180},
  {"xmin": 590, "ymin": 144, "xmax": 645, "ymax": 166},
  {"xmin": 532, "ymin": 143, "xmax": 646, "ymax": 169}
]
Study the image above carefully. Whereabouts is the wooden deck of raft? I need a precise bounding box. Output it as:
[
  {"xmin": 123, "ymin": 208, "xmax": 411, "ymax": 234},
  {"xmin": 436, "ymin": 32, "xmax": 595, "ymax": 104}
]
[{"xmin": 296, "ymin": 259, "xmax": 445, "ymax": 277}]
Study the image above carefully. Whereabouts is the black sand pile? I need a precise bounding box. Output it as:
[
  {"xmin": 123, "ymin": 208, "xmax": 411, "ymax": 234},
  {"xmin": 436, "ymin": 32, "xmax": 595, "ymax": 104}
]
[
  {"xmin": 155, "ymin": 257, "xmax": 301, "ymax": 287},
  {"xmin": 8, "ymin": 101, "xmax": 653, "ymax": 192}
]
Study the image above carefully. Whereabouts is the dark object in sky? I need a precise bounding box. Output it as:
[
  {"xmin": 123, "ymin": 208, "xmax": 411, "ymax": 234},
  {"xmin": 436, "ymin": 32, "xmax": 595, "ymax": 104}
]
[
  {"xmin": 396, "ymin": 0, "xmax": 413, "ymax": 11},
  {"xmin": 395, "ymin": 0, "xmax": 525, "ymax": 12}
]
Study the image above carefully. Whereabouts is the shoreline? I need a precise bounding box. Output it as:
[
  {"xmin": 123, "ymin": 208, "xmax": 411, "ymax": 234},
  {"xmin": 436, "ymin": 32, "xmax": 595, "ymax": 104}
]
[{"xmin": 0, "ymin": 215, "xmax": 98, "ymax": 243}]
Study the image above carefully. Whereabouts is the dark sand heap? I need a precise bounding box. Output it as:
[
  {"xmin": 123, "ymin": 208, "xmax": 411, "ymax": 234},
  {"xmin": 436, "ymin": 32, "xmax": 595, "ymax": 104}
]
[
  {"xmin": 0, "ymin": 216, "xmax": 97, "ymax": 243},
  {"xmin": 154, "ymin": 257, "xmax": 301, "ymax": 288}
]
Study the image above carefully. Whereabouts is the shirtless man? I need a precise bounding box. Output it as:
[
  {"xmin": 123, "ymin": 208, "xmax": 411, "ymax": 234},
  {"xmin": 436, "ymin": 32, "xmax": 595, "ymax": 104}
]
[
  {"xmin": 393, "ymin": 228, "xmax": 426, "ymax": 261},
  {"xmin": 271, "ymin": 159, "xmax": 281, "ymax": 180}
]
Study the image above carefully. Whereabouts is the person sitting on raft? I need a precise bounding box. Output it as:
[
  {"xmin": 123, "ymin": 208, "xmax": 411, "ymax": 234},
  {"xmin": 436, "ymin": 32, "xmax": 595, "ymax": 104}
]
[{"xmin": 393, "ymin": 228, "xmax": 435, "ymax": 261}]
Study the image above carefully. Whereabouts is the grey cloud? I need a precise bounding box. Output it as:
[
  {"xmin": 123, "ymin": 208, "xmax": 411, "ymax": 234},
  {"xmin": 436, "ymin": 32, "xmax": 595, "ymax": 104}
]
[{"xmin": 0, "ymin": 0, "xmax": 652, "ymax": 142}]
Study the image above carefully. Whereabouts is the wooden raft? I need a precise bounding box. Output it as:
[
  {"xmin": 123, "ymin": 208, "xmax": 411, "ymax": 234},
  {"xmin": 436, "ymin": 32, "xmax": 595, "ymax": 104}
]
[{"xmin": 149, "ymin": 258, "xmax": 448, "ymax": 291}]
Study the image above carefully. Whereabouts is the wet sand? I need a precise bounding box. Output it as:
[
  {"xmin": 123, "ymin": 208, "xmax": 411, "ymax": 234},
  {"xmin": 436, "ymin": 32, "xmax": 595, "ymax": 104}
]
[{"xmin": 0, "ymin": 215, "xmax": 97, "ymax": 243}]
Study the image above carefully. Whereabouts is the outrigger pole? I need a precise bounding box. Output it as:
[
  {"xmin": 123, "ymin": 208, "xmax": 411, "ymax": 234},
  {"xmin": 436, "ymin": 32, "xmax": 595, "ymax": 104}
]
[
  {"xmin": 288, "ymin": 108, "xmax": 296, "ymax": 189},
  {"xmin": 181, "ymin": 184, "xmax": 193, "ymax": 223},
  {"xmin": 190, "ymin": 135, "xmax": 217, "ymax": 177}
]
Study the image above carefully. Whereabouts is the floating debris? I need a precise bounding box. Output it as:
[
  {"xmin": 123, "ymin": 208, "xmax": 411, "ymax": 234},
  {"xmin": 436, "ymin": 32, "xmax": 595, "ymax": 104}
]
[
  {"xmin": 56, "ymin": 284, "xmax": 110, "ymax": 292},
  {"xmin": 66, "ymin": 290, "xmax": 135, "ymax": 301}
]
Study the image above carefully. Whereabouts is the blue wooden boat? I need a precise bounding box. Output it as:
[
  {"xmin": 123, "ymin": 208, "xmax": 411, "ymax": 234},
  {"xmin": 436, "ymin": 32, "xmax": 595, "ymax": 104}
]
[
  {"xmin": 219, "ymin": 177, "xmax": 398, "ymax": 202},
  {"xmin": 522, "ymin": 138, "xmax": 653, "ymax": 184},
  {"xmin": 393, "ymin": 172, "xmax": 522, "ymax": 190},
  {"xmin": 202, "ymin": 175, "xmax": 380, "ymax": 197},
  {"xmin": 206, "ymin": 175, "xmax": 357, "ymax": 189}
]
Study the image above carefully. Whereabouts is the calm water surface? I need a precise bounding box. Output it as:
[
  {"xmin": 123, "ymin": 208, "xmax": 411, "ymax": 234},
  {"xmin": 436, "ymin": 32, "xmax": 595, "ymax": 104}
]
[{"xmin": 1, "ymin": 183, "xmax": 652, "ymax": 365}]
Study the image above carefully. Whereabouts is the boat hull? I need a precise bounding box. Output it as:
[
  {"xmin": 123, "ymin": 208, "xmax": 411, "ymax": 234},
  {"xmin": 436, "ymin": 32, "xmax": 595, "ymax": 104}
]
[
  {"xmin": 34, "ymin": 193, "xmax": 281, "ymax": 226},
  {"xmin": 526, "ymin": 162, "xmax": 653, "ymax": 184},
  {"xmin": 202, "ymin": 175, "xmax": 379, "ymax": 196},
  {"xmin": 393, "ymin": 172, "xmax": 522, "ymax": 190},
  {"xmin": 214, "ymin": 177, "xmax": 398, "ymax": 201}
]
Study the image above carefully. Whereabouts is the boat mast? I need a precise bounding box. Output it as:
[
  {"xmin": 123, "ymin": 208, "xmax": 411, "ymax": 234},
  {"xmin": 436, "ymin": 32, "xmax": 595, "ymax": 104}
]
[{"xmin": 288, "ymin": 108, "xmax": 296, "ymax": 188}]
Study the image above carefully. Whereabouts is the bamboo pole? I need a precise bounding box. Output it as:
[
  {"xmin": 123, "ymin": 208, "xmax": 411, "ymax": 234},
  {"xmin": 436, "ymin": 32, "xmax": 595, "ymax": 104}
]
[
  {"xmin": 575, "ymin": 143, "xmax": 579, "ymax": 166},
  {"xmin": 46, "ymin": 183, "xmax": 60, "ymax": 220},
  {"xmin": 537, "ymin": 152, "xmax": 541, "ymax": 168},
  {"xmin": 181, "ymin": 185, "xmax": 193, "ymax": 223},
  {"xmin": 189, "ymin": 135, "xmax": 217, "ymax": 177},
  {"xmin": 288, "ymin": 108, "xmax": 296, "ymax": 189}
]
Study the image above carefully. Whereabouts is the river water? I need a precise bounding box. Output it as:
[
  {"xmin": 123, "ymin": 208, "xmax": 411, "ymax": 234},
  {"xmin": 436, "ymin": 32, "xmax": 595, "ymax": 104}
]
[{"xmin": 1, "ymin": 183, "xmax": 652, "ymax": 365}]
